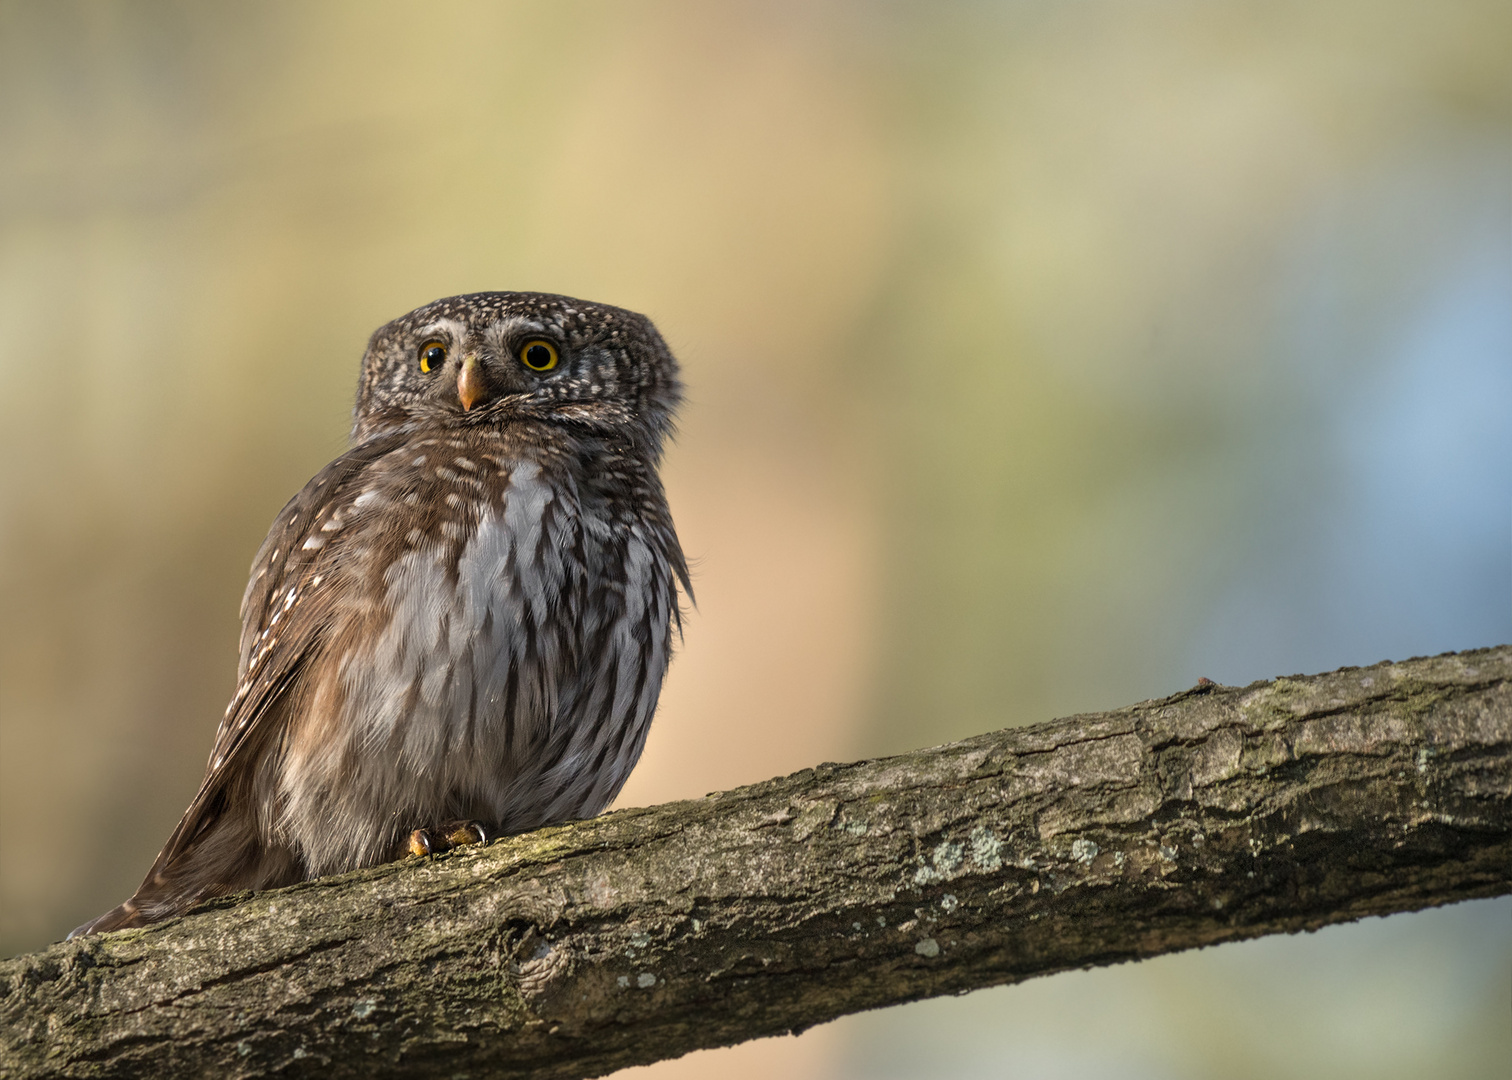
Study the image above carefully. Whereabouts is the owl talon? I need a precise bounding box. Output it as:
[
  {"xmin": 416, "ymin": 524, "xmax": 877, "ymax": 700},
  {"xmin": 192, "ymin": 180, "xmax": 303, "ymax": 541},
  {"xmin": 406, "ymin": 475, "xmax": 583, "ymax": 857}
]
[
  {"xmin": 405, "ymin": 822, "xmax": 488, "ymax": 859},
  {"xmin": 442, "ymin": 820, "xmax": 489, "ymax": 847}
]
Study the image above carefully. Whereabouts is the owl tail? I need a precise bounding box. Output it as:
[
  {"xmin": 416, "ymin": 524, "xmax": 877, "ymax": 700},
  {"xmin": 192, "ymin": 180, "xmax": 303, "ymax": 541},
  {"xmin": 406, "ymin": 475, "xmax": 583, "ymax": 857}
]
[
  {"xmin": 67, "ymin": 860, "xmax": 222, "ymax": 939},
  {"xmin": 68, "ymin": 900, "xmax": 148, "ymax": 938},
  {"xmin": 66, "ymin": 814, "xmax": 299, "ymax": 939}
]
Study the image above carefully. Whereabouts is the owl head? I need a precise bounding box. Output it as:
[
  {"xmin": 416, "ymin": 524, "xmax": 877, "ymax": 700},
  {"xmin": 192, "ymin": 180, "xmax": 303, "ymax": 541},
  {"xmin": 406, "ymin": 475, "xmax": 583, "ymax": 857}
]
[{"xmin": 351, "ymin": 292, "xmax": 683, "ymax": 456}]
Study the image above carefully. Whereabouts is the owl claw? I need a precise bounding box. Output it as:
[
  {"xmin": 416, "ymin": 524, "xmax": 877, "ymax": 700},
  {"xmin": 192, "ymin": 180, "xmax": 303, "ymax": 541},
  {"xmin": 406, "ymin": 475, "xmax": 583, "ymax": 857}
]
[
  {"xmin": 443, "ymin": 820, "xmax": 489, "ymax": 847},
  {"xmin": 405, "ymin": 821, "xmax": 489, "ymax": 859}
]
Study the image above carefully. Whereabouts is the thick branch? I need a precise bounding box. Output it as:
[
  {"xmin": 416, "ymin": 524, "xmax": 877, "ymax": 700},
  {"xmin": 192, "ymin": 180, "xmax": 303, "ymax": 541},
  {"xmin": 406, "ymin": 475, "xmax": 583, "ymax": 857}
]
[{"xmin": 4, "ymin": 647, "xmax": 1510, "ymax": 1079}]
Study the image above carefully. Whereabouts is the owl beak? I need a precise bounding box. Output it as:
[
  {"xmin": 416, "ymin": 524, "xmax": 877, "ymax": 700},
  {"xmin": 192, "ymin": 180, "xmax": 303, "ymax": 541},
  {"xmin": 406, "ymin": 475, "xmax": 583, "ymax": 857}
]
[{"xmin": 457, "ymin": 355, "xmax": 489, "ymax": 411}]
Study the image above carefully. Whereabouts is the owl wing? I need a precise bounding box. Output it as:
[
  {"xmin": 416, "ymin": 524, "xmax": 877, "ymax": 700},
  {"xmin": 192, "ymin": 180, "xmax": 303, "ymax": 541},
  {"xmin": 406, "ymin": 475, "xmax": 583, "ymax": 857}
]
[
  {"xmin": 69, "ymin": 435, "xmax": 411, "ymax": 936},
  {"xmin": 143, "ymin": 433, "xmax": 409, "ymax": 874}
]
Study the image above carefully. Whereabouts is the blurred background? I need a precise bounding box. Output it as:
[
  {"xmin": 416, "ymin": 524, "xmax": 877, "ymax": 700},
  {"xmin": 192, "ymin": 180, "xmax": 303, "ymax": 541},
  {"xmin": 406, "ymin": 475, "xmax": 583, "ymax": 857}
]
[{"xmin": 1, "ymin": 1, "xmax": 1508, "ymax": 1077}]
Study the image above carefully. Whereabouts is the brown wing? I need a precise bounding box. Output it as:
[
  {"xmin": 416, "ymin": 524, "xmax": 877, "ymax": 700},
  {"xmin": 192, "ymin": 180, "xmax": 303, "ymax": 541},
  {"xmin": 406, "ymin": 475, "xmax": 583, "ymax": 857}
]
[
  {"xmin": 70, "ymin": 435, "xmax": 406, "ymax": 936},
  {"xmin": 162, "ymin": 432, "xmax": 409, "ymax": 863}
]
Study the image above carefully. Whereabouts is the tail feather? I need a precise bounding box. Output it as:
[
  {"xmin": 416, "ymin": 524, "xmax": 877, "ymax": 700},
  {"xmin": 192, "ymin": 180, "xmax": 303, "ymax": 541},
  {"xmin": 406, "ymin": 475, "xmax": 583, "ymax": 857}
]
[
  {"xmin": 67, "ymin": 814, "xmax": 300, "ymax": 938},
  {"xmin": 68, "ymin": 900, "xmax": 147, "ymax": 939}
]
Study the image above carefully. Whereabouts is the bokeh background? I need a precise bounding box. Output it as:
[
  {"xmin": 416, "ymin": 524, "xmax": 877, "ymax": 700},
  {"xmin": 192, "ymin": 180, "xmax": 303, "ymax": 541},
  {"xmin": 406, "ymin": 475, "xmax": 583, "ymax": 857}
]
[{"xmin": 2, "ymin": 2, "xmax": 1508, "ymax": 1077}]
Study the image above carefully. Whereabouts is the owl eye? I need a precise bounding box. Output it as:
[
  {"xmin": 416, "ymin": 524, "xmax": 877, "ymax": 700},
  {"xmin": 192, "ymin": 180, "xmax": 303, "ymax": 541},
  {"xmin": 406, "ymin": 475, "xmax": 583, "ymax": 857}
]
[
  {"xmin": 418, "ymin": 341, "xmax": 448, "ymax": 373},
  {"xmin": 519, "ymin": 340, "xmax": 559, "ymax": 372}
]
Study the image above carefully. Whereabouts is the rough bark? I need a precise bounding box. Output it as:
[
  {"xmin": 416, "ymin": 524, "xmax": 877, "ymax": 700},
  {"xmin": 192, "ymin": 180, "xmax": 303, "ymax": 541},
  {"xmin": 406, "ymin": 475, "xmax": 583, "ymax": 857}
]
[{"xmin": 3, "ymin": 647, "xmax": 1510, "ymax": 1079}]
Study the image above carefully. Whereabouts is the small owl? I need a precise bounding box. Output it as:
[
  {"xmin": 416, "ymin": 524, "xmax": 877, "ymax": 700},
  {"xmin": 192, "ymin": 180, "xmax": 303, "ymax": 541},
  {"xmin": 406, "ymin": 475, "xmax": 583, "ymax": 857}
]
[{"xmin": 72, "ymin": 292, "xmax": 690, "ymax": 936}]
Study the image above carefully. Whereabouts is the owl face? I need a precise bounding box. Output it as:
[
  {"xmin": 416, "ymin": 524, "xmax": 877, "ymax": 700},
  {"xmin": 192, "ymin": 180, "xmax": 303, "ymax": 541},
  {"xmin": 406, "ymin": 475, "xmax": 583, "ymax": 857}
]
[{"xmin": 351, "ymin": 292, "xmax": 682, "ymax": 451}]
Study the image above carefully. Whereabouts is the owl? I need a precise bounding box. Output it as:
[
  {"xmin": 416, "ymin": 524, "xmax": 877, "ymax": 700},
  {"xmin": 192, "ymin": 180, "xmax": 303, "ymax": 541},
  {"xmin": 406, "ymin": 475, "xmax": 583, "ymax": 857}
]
[{"xmin": 72, "ymin": 292, "xmax": 690, "ymax": 936}]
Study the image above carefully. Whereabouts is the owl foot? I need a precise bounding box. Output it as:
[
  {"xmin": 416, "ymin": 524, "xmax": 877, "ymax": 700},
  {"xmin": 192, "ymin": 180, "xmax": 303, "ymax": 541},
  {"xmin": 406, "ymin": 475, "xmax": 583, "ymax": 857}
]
[{"xmin": 406, "ymin": 821, "xmax": 491, "ymax": 857}]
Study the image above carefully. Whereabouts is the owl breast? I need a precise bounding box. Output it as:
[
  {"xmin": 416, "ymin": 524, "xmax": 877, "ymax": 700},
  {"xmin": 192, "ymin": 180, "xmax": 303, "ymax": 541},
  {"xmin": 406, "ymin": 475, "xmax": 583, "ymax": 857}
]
[{"xmin": 277, "ymin": 444, "xmax": 676, "ymax": 877}]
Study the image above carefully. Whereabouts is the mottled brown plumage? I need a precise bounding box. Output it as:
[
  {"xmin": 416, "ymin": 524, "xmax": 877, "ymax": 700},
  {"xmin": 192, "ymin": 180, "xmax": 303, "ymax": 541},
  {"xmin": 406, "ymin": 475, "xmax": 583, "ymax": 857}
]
[{"xmin": 73, "ymin": 292, "xmax": 689, "ymax": 936}]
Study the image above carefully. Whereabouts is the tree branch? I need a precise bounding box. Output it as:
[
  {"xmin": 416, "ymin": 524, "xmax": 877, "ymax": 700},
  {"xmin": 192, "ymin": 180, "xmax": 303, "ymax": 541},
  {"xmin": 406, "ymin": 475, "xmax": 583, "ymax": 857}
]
[{"xmin": 4, "ymin": 647, "xmax": 1510, "ymax": 1079}]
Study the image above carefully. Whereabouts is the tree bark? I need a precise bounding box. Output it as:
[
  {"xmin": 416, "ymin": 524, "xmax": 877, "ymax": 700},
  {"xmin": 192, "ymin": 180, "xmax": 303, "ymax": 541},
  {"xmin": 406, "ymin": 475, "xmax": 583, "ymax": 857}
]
[{"xmin": 4, "ymin": 647, "xmax": 1510, "ymax": 1079}]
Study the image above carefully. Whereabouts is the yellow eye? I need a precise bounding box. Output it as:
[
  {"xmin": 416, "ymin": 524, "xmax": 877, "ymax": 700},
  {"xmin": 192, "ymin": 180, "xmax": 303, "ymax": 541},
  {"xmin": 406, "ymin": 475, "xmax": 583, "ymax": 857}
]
[
  {"xmin": 520, "ymin": 339, "xmax": 559, "ymax": 372},
  {"xmin": 418, "ymin": 341, "xmax": 447, "ymax": 373}
]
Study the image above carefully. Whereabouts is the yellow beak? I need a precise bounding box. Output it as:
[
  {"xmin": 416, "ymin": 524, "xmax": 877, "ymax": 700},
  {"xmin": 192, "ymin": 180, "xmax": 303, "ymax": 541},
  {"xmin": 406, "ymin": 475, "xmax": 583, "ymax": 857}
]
[{"xmin": 457, "ymin": 355, "xmax": 488, "ymax": 411}]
